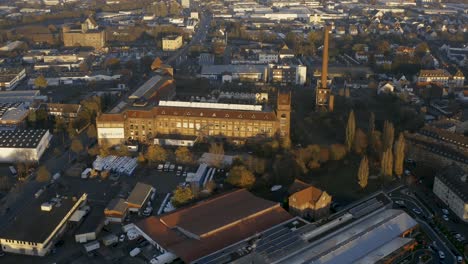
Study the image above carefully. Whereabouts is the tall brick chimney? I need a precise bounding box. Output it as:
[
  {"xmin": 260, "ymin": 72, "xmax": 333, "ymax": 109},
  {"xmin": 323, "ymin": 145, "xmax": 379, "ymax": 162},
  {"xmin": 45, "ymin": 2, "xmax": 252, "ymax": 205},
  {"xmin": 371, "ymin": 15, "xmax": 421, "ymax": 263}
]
[{"xmin": 321, "ymin": 26, "xmax": 329, "ymax": 89}]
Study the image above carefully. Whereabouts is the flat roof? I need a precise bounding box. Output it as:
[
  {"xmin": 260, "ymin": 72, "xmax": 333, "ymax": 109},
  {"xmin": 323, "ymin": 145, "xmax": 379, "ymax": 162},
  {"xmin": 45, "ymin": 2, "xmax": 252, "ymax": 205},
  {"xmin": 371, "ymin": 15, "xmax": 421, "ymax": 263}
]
[
  {"xmin": 159, "ymin": 100, "xmax": 263, "ymax": 111},
  {"xmin": 284, "ymin": 209, "xmax": 417, "ymax": 264},
  {"xmin": 76, "ymin": 205, "xmax": 104, "ymax": 234},
  {"xmin": 436, "ymin": 165, "xmax": 468, "ymax": 202},
  {"xmin": 201, "ymin": 65, "xmax": 267, "ymax": 75},
  {"xmin": 0, "ymin": 102, "xmax": 27, "ymax": 121},
  {"xmin": 0, "ymin": 129, "xmax": 49, "ymax": 148},
  {"xmin": 0, "ymin": 192, "xmax": 86, "ymax": 243},
  {"xmin": 126, "ymin": 182, "xmax": 153, "ymax": 207}
]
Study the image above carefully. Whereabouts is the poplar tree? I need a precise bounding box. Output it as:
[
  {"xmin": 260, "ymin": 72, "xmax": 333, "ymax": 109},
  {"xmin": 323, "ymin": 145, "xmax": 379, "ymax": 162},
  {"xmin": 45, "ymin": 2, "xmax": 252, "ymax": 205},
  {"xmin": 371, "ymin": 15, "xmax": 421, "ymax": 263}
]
[
  {"xmin": 381, "ymin": 149, "xmax": 393, "ymax": 178},
  {"xmin": 358, "ymin": 156, "xmax": 369, "ymax": 189},
  {"xmin": 394, "ymin": 132, "xmax": 406, "ymax": 177},
  {"xmin": 346, "ymin": 110, "xmax": 356, "ymax": 152},
  {"xmin": 383, "ymin": 120, "xmax": 395, "ymax": 151}
]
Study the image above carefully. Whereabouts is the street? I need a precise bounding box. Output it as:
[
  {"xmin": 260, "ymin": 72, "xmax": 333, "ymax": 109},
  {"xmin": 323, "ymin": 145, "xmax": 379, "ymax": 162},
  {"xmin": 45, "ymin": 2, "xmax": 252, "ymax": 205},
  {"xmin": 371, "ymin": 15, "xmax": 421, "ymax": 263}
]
[
  {"xmin": 166, "ymin": 10, "xmax": 212, "ymax": 66},
  {"xmin": 388, "ymin": 185, "xmax": 463, "ymax": 264}
]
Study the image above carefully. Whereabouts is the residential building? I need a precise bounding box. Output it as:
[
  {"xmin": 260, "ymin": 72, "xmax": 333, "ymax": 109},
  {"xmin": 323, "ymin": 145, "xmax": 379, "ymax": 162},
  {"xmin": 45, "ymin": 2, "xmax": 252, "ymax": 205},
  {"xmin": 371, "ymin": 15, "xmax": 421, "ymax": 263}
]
[
  {"xmin": 0, "ymin": 68, "xmax": 26, "ymax": 91},
  {"xmin": 288, "ymin": 180, "xmax": 332, "ymax": 220},
  {"xmin": 126, "ymin": 182, "xmax": 155, "ymax": 214},
  {"xmin": 0, "ymin": 129, "xmax": 52, "ymax": 163},
  {"xmin": 41, "ymin": 103, "xmax": 82, "ymax": 121},
  {"xmin": 201, "ymin": 65, "xmax": 268, "ymax": 82},
  {"xmin": 134, "ymin": 189, "xmax": 293, "ymax": 263},
  {"xmin": 259, "ymin": 52, "xmax": 279, "ymax": 64},
  {"xmin": 417, "ymin": 69, "xmax": 465, "ymax": 87},
  {"xmin": 162, "ymin": 35, "xmax": 183, "ymax": 51},
  {"xmin": 62, "ymin": 17, "xmax": 106, "ymax": 49},
  {"xmin": 269, "ymin": 64, "xmax": 307, "ymax": 85},
  {"xmin": 0, "ymin": 193, "xmax": 88, "ymax": 256},
  {"xmin": 96, "ymin": 92, "xmax": 291, "ymax": 146},
  {"xmin": 433, "ymin": 165, "xmax": 468, "ymax": 222}
]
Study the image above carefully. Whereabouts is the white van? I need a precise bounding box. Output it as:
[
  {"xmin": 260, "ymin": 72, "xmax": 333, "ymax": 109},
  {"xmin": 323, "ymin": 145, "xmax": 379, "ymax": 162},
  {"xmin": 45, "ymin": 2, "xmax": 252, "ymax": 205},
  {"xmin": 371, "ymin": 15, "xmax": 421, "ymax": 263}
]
[
  {"xmin": 81, "ymin": 168, "xmax": 92, "ymax": 179},
  {"xmin": 129, "ymin": 247, "xmax": 141, "ymax": 257}
]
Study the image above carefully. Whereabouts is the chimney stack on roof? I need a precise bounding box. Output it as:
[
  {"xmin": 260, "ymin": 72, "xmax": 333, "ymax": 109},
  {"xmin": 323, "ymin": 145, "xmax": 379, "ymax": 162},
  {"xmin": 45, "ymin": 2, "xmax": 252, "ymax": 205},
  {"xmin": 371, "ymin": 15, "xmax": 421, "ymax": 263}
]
[{"xmin": 321, "ymin": 26, "xmax": 330, "ymax": 89}]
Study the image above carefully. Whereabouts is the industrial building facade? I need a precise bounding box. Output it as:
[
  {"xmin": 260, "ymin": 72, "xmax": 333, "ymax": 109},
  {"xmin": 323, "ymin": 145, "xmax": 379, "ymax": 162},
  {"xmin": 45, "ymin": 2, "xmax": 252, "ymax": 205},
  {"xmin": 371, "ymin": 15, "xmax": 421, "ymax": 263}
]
[{"xmin": 96, "ymin": 93, "xmax": 291, "ymax": 146}]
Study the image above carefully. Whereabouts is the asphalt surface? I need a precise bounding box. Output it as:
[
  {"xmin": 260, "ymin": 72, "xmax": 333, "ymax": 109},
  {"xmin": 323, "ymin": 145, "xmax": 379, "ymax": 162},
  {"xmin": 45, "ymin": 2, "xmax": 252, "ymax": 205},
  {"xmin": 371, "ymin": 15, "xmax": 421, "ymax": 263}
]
[
  {"xmin": 388, "ymin": 186, "xmax": 460, "ymax": 264},
  {"xmin": 166, "ymin": 10, "xmax": 212, "ymax": 66}
]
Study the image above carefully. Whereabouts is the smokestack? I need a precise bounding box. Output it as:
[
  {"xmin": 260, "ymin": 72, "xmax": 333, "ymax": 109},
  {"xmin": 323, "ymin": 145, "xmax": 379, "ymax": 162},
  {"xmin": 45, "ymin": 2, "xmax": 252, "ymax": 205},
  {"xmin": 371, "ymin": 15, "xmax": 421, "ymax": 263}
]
[{"xmin": 321, "ymin": 26, "xmax": 329, "ymax": 89}]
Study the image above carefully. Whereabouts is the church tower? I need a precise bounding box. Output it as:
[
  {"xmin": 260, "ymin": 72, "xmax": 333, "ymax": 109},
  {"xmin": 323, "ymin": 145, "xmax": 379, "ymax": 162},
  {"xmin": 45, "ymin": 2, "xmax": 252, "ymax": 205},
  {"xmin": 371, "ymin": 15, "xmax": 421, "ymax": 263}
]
[{"xmin": 315, "ymin": 26, "xmax": 334, "ymax": 112}]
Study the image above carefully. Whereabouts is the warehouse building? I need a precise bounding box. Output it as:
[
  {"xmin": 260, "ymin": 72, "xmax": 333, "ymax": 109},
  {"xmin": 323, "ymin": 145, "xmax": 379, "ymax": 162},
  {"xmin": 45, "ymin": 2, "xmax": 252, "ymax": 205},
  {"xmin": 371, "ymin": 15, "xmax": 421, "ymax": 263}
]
[
  {"xmin": 126, "ymin": 182, "xmax": 155, "ymax": 214},
  {"xmin": 197, "ymin": 192, "xmax": 418, "ymax": 264},
  {"xmin": 0, "ymin": 129, "xmax": 52, "ymax": 163},
  {"xmin": 104, "ymin": 198, "xmax": 128, "ymax": 223},
  {"xmin": 135, "ymin": 189, "xmax": 293, "ymax": 263},
  {"xmin": 0, "ymin": 192, "xmax": 87, "ymax": 256}
]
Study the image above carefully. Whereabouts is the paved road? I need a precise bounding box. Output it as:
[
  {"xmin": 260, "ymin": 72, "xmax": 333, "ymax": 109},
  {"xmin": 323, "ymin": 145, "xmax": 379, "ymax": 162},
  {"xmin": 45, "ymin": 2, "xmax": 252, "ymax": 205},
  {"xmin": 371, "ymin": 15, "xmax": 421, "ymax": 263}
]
[
  {"xmin": 389, "ymin": 187, "xmax": 458, "ymax": 264},
  {"xmin": 166, "ymin": 10, "xmax": 211, "ymax": 66}
]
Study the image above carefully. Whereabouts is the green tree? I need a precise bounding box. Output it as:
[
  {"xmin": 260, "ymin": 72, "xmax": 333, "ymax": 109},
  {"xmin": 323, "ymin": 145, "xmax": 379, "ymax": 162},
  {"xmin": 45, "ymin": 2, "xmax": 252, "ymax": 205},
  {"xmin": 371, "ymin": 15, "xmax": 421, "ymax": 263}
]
[
  {"xmin": 368, "ymin": 112, "xmax": 375, "ymax": 136},
  {"xmin": 226, "ymin": 165, "xmax": 255, "ymax": 189},
  {"xmin": 354, "ymin": 128, "xmax": 368, "ymax": 155},
  {"xmin": 116, "ymin": 144, "xmax": 130, "ymax": 157},
  {"xmin": 34, "ymin": 75, "xmax": 48, "ymax": 89},
  {"xmin": 209, "ymin": 142, "xmax": 224, "ymax": 167},
  {"xmin": 393, "ymin": 132, "xmax": 406, "ymax": 177},
  {"xmin": 36, "ymin": 165, "xmax": 50, "ymax": 182},
  {"xmin": 145, "ymin": 145, "xmax": 167, "ymax": 166},
  {"xmin": 71, "ymin": 138, "xmax": 84, "ymax": 157},
  {"xmin": 383, "ymin": 120, "xmax": 394, "ymax": 151},
  {"xmin": 357, "ymin": 156, "xmax": 369, "ymax": 189},
  {"xmin": 381, "ymin": 149, "xmax": 393, "ymax": 178},
  {"xmin": 86, "ymin": 124, "xmax": 97, "ymax": 139},
  {"xmin": 171, "ymin": 186, "xmax": 194, "ymax": 207},
  {"xmin": 346, "ymin": 110, "xmax": 356, "ymax": 152},
  {"xmin": 137, "ymin": 152, "xmax": 146, "ymax": 163},
  {"xmin": 329, "ymin": 144, "xmax": 347, "ymax": 161},
  {"xmin": 54, "ymin": 117, "xmax": 67, "ymax": 144},
  {"xmin": 175, "ymin": 146, "xmax": 193, "ymax": 164}
]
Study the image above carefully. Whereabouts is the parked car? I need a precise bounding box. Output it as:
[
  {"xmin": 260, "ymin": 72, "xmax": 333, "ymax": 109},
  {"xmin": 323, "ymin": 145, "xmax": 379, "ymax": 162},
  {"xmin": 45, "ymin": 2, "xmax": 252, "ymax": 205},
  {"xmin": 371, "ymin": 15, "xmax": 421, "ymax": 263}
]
[
  {"xmin": 442, "ymin": 215, "xmax": 449, "ymax": 221},
  {"xmin": 157, "ymin": 164, "xmax": 164, "ymax": 171},
  {"xmin": 438, "ymin": 251, "xmax": 445, "ymax": 259},
  {"xmin": 457, "ymin": 256, "xmax": 463, "ymax": 263},
  {"xmin": 442, "ymin": 209, "xmax": 449, "ymax": 215},
  {"xmin": 119, "ymin": 234, "xmax": 125, "ymax": 242},
  {"xmin": 395, "ymin": 200, "xmax": 405, "ymax": 206},
  {"xmin": 412, "ymin": 208, "xmax": 421, "ymax": 215},
  {"xmin": 169, "ymin": 164, "xmax": 175, "ymax": 172}
]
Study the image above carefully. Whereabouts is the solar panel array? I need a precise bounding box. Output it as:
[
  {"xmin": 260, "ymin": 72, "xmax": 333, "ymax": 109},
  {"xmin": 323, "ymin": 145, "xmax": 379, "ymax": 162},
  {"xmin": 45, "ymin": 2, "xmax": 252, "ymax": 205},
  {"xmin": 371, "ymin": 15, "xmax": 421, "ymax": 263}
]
[
  {"xmin": 0, "ymin": 129, "xmax": 47, "ymax": 148},
  {"xmin": 348, "ymin": 198, "xmax": 384, "ymax": 218}
]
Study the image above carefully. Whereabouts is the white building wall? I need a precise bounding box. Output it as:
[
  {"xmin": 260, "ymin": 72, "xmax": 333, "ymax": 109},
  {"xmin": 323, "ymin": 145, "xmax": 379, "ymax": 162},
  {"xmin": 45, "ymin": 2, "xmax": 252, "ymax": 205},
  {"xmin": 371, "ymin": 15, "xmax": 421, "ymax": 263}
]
[{"xmin": 433, "ymin": 177, "xmax": 468, "ymax": 222}]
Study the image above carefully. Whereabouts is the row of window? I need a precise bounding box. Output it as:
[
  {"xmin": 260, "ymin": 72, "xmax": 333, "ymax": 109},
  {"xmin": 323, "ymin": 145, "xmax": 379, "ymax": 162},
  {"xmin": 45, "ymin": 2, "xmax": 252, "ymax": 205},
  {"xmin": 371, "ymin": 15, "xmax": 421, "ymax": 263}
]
[{"xmin": 3, "ymin": 239, "xmax": 38, "ymax": 246}]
